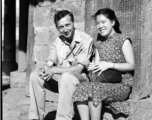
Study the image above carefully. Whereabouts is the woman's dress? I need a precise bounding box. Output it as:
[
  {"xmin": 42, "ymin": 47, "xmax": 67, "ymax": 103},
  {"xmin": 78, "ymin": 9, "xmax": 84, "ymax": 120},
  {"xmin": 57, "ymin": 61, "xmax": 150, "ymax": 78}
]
[{"xmin": 72, "ymin": 33, "xmax": 134, "ymax": 115}]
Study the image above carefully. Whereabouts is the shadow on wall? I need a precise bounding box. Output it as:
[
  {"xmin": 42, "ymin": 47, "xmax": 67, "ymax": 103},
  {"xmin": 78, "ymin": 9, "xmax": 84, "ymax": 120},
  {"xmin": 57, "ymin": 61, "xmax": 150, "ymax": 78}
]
[
  {"xmin": 19, "ymin": 0, "xmax": 57, "ymax": 53},
  {"xmin": 29, "ymin": 0, "xmax": 57, "ymax": 6}
]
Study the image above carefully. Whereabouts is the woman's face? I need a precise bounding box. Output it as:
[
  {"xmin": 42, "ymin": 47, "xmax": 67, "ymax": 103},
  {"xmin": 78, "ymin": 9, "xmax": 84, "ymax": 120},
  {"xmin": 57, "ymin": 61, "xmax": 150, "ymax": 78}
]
[{"xmin": 96, "ymin": 14, "xmax": 115, "ymax": 38}]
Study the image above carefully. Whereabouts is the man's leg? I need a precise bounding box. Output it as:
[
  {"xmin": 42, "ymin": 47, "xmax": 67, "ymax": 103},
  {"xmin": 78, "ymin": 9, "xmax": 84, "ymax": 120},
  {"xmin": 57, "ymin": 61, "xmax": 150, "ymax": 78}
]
[
  {"xmin": 56, "ymin": 72, "xmax": 80, "ymax": 120},
  {"xmin": 29, "ymin": 71, "xmax": 45, "ymax": 120},
  {"xmin": 29, "ymin": 70, "xmax": 59, "ymax": 120}
]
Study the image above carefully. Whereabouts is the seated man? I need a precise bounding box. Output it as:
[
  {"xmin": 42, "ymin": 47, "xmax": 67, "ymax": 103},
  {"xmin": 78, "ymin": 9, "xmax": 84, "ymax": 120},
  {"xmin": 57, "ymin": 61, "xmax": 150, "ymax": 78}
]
[{"xmin": 29, "ymin": 10, "xmax": 93, "ymax": 120}]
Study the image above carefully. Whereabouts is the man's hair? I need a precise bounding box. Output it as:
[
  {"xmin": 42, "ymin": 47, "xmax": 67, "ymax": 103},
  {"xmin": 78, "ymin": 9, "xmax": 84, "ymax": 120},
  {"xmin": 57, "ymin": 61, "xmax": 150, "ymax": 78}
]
[{"xmin": 54, "ymin": 10, "xmax": 74, "ymax": 27}]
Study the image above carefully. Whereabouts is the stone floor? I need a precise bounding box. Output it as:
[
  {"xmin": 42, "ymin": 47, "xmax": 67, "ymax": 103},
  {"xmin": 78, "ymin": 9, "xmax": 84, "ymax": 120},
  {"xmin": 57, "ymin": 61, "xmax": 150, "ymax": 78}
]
[
  {"xmin": 2, "ymin": 85, "xmax": 152, "ymax": 120},
  {"xmin": 2, "ymin": 86, "xmax": 59, "ymax": 120}
]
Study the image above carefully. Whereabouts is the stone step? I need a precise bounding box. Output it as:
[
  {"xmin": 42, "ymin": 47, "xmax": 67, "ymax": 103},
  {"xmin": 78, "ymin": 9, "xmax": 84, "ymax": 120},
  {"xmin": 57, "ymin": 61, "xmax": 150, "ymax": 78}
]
[
  {"xmin": 8, "ymin": 71, "xmax": 152, "ymax": 120},
  {"xmin": 2, "ymin": 76, "xmax": 10, "ymax": 86},
  {"xmin": 10, "ymin": 71, "xmax": 26, "ymax": 88}
]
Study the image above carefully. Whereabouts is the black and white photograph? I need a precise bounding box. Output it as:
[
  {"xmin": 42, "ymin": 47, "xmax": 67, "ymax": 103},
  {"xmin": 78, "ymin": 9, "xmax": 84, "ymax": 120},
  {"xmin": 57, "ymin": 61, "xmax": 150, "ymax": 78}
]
[{"xmin": 2, "ymin": 0, "xmax": 152, "ymax": 120}]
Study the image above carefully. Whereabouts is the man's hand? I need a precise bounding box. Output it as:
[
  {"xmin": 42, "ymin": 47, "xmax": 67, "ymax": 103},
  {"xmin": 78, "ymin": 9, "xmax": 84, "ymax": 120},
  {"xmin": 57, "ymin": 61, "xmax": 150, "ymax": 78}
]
[
  {"xmin": 39, "ymin": 65, "xmax": 54, "ymax": 81},
  {"xmin": 46, "ymin": 61, "xmax": 54, "ymax": 67}
]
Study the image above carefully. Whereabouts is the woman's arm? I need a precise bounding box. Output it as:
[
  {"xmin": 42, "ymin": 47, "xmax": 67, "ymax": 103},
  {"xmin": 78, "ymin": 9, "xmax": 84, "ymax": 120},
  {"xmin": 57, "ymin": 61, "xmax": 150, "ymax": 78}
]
[
  {"xmin": 92, "ymin": 39, "xmax": 135, "ymax": 74},
  {"xmin": 112, "ymin": 39, "xmax": 135, "ymax": 71},
  {"xmin": 95, "ymin": 49, "xmax": 100, "ymax": 65}
]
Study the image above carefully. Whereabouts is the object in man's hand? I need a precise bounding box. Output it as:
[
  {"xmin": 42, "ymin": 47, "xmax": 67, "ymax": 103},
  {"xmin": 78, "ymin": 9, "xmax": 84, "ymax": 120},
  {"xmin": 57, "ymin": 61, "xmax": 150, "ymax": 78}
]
[
  {"xmin": 41, "ymin": 67, "xmax": 45, "ymax": 73},
  {"xmin": 88, "ymin": 69, "xmax": 122, "ymax": 83}
]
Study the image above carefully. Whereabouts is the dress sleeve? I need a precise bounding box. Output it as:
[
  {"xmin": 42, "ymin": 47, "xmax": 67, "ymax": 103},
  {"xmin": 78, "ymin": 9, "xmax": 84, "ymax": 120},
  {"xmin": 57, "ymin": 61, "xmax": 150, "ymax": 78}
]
[{"xmin": 122, "ymin": 35, "xmax": 132, "ymax": 45}]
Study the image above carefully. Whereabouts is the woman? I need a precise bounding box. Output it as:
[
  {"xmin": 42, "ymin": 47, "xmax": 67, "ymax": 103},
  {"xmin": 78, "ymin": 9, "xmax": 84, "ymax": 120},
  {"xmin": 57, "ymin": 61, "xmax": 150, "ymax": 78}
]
[{"xmin": 73, "ymin": 8, "xmax": 135, "ymax": 120}]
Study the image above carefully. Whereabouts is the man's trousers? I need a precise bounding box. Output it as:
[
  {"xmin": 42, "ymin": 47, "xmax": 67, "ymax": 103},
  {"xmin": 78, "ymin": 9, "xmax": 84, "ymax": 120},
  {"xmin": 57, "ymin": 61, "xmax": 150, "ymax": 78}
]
[{"xmin": 29, "ymin": 71, "xmax": 80, "ymax": 120}]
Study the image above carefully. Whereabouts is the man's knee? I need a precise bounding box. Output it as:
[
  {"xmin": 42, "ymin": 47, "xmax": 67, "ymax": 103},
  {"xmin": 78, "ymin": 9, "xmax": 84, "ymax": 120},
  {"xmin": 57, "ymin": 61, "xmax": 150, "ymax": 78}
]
[
  {"xmin": 30, "ymin": 71, "xmax": 42, "ymax": 84},
  {"xmin": 60, "ymin": 72, "xmax": 79, "ymax": 86}
]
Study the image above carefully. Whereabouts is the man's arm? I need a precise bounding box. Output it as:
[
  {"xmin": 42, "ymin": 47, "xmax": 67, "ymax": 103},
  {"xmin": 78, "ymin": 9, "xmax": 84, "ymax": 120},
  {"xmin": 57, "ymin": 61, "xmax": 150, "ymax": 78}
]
[
  {"xmin": 46, "ymin": 61, "xmax": 54, "ymax": 67},
  {"xmin": 52, "ymin": 64, "xmax": 84, "ymax": 74},
  {"xmin": 46, "ymin": 38, "xmax": 59, "ymax": 66},
  {"xmin": 53, "ymin": 36, "xmax": 93, "ymax": 74},
  {"xmin": 40, "ymin": 38, "xmax": 58, "ymax": 74},
  {"xmin": 51, "ymin": 37, "xmax": 93, "ymax": 74},
  {"xmin": 76, "ymin": 37, "xmax": 93, "ymax": 68}
]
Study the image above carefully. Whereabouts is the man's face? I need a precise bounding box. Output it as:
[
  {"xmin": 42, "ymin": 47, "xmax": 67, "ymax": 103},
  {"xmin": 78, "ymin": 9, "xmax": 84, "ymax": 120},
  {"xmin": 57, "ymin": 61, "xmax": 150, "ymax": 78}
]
[{"xmin": 57, "ymin": 15, "xmax": 75, "ymax": 40}]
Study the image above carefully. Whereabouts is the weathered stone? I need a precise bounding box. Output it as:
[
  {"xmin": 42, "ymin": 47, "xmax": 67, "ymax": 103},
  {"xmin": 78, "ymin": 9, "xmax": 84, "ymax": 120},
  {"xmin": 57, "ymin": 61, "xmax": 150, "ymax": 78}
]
[
  {"xmin": 103, "ymin": 98, "xmax": 152, "ymax": 120},
  {"xmin": 130, "ymin": 0, "xmax": 152, "ymax": 99},
  {"xmin": 74, "ymin": 22, "xmax": 85, "ymax": 32},
  {"xmin": 18, "ymin": 51, "xmax": 26, "ymax": 71},
  {"xmin": 2, "ymin": 76, "xmax": 10, "ymax": 85},
  {"xmin": 19, "ymin": 115, "xmax": 29, "ymax": 120},
  {"xmin": 18, "ymin": 0, "xmax": 29, "ymax": 72},
  {"xmin": 20, "ymin": 105, "xmax": 30, "ymax": 113},
  {"xmin": 129, "ymin": 98, "xmax": 152, "ymax": 115},
  {"xmin": 138, "ymin": 0, "xmax": 152, "ymax": 99},
  {"xmin": 18, "ymin": 98, "xmax": 30, "ymax": 105},
  {"xmin": 4, "ymin": 117, "xmax": 19, "ymax": 120},
  {"xmin": 9, "ymin": 109, "xmax": 22, "ymax": 116},
  {"xmin": 34, "ymin": 7, "xmax": 53, "ymax": 28},
  {"xmin": 33, "ymin": 45, "xmax": 50, "ymax": 66},
  {"xmin": 10, "ymin": 71, "xmax": 26, "ymax": 88}
]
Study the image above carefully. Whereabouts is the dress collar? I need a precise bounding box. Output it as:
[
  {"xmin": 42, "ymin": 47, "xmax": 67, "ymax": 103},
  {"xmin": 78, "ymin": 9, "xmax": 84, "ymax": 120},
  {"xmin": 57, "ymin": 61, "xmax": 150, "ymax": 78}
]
[
  {"xmin": 108, "ymin": 32, "xmax": 117, "ymax": 40},
  {"xmin": 97, "ymin": 32, "xmax": 118, "ymax": 42}
]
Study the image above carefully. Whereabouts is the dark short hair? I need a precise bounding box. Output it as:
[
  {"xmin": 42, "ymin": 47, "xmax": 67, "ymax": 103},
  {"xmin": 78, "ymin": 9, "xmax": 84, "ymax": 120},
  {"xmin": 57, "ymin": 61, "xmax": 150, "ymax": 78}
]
[
  {"xmin": 54, "ymin": 10, "xmax": 74, "ymax": 27},
  {"xmin": 93, "ymin": 8, "xmax": 121, "ymax": 34}
]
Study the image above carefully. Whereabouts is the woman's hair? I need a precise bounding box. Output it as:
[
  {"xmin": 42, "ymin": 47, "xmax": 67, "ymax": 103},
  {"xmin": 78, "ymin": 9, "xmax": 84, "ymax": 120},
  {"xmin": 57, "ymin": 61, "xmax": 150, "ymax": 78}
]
[
  {"xmin": 54, "ymin": 10, "xmax": 74, "ymax": 28},
  {"xmin": 93, "ymin": 8, "xmax": 121, "ymax": 34}
]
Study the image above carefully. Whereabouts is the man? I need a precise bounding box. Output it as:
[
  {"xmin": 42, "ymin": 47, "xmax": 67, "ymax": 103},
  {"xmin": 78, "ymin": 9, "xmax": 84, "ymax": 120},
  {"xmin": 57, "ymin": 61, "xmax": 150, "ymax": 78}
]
[{"xmin": 29, "ymin": 10, "xmax": 93, "ymax": 120}]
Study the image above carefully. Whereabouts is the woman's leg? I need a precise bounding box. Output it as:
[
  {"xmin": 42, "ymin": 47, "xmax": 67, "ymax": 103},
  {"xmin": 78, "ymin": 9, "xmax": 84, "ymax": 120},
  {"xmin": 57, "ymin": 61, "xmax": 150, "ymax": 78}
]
[
  {"xmin": 76, "ymin": 101, "xmax": 90, "ymax": 120},
  {"xmin": 88, "ymin": 101, "xmax": 102, "ymax": 120}
]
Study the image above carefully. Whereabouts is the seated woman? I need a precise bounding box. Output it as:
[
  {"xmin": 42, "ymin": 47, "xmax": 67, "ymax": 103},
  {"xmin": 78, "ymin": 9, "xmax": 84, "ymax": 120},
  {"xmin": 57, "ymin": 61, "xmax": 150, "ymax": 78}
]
[{"xmin": 73, "ymin": 8, "xmax": 135, "ymax": 120}]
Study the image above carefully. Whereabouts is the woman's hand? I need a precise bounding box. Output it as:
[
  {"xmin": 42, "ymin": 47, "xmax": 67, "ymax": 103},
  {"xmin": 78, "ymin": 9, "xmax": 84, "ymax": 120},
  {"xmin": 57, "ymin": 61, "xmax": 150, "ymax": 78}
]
[
  {"xmin": 88, "ymin": 62, "xmax": 96, "ymax": 71},
  {"xmin": 92, "ymin": 61, "xmax": 114, "ymax": 76}
]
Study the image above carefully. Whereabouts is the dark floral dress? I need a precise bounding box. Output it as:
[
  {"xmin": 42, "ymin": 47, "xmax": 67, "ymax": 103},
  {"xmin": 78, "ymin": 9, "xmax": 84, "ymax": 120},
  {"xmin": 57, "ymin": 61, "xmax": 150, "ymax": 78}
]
[{"xmin": 72, "ymin": 33, "xmax": 134, "ymax": 115}]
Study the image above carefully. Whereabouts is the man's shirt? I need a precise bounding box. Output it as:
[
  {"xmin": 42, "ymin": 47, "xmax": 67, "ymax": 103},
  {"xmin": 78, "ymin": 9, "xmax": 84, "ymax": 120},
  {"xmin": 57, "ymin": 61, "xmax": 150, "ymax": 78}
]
[{"xmin": 47, "ymin": 29, "xmax": 93, "ymax": 68}]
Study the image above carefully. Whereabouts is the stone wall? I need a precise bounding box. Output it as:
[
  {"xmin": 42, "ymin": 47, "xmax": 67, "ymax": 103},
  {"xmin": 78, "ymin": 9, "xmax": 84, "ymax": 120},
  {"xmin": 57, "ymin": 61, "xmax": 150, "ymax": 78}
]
[
  {"xmin": 31, "ymin": 0, "xmax": 152, "ymax": 100},
  {"xmin": 33, "ymin": 0, "xmax": 85, "ymax": 67},
  {"xmin": 138, "ymin": 0, "xmax": 152, "ymax": 99},
  {"xmin": 24, "ymin": 0, "xmax": 152, "ymax": 120}
]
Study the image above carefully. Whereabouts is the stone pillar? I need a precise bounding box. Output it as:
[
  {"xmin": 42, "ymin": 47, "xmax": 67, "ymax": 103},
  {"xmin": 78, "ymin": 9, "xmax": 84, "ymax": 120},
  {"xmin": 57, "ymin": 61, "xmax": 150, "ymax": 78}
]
[
  {"xmin": 2, "ymin": 0, "xmax": 17, "ymax": 83},
  {"xmin": 132, "ymin": 0, "xmax": 152, "ymax": 99},
  {"xmin": 26, "ymin": 4, "xmax": 35, "ymax": 94},
  {"xmin": 10, "ymin": 0, "xmax": 29, "ymax": 89},
  {"xmin": 18, "ymin": 0, "xmax": 29, "ymax": 71}
]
